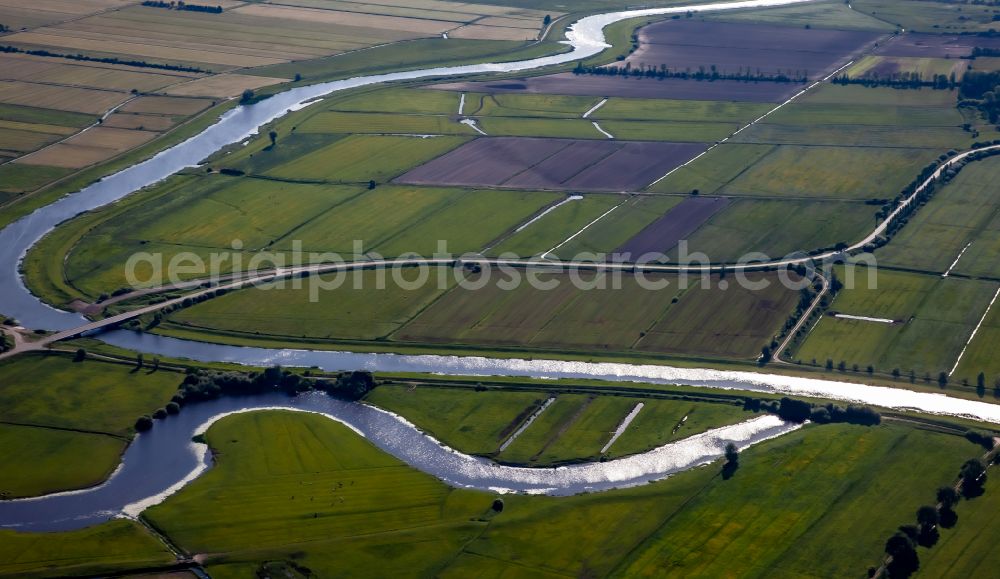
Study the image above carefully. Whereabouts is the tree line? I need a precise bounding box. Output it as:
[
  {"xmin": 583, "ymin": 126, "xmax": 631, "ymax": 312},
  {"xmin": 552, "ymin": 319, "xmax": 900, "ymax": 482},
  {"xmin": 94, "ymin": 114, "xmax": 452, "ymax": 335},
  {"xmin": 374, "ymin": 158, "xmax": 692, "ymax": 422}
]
[
  {"xmin": 141, "ymin": 1, "xmax": 223, "ymax": 13},
  {"xmin": 743, "ymin": 396, "xmax": 882, "ymax": 426},
  {"xmin": 135, "ymin": 366, "xmax": 377, "ymax": 431},
  {"xmin": 573, "ymin": 61, "xmax": 809, "ymax": 84},
  {"xmin": 831, "ymin": 71, "xmax": 957, "ymax": 90},
  {"xmin": 877, "ymin": 434, "xmax": 997, "ymax": 578},
  {"xmin": 0, "ymin": 44, "xmax": 207, "ymax": 73}
]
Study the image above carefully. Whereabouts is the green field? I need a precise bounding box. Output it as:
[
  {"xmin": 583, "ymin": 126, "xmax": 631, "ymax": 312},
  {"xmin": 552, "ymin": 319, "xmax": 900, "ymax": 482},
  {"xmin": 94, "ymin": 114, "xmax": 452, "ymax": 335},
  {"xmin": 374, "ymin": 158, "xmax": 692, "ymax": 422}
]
[
  {"xmin": 734, "ymin": 123, "xmax": 969, "ymax": 148},
  {"xmin": 393, "ymin": 271, "xmax": 796, "ymax": 360},
  {"xmin": 0, "ymin": 164, "xmax": 73, "ymax": 197},
  {"xmin": 878, "ymin": 156, "xmax": 1000, "ymax": 274},
  {"xmin": 852, "ymin": 0, "xmax": 1000, "ymax": 32},
  {"xmin": 61, "ymin": 175, "xmax": 365, "ymax": 296},
  {"xmin": 136, "ymin": 411, "xmax": 979, "ymax": 578},
  {"xmin": 796, "ymin": 269, "xmax": 1000, "ymax": 377},
  {"xmin": 597, "ymin": 98, "xmax": 771, "ymax": 123},
  {"xmin": 475, "ymin": 116, "xmax": 610, "ymax": 139},
  {"xmin": 170, "ymin": 270, "xmax": 453, "ymax": 341},
  {"xmin": 847, "ymin": 55, "xmax": 965, "ymax": 81},
  {"xmin": 650, "ymin": 143, "xmax": 776, "ymax": 195},
  {"xmin": 165, "ymin": 268, "xmax": 798, "ymax": 361},
  {"xmin": 765, "ymin": 100, "xmax": 965, "ymax": 127},
  {"xmin": 469, "ymin": 93, "xmax": 598, "ymax": 118},
  {"xmin": 952, "ymin": 295, "xmax": 1000, "ymax": 383},
  {"xmin": 489, "ymin": 194, "xmax": 624, "ymax": 257},
  {"xmin": 0, "ymin": 520, "xmax": 173, "ymax": 578},
  {"xmin": 705, "ymin": 0, "xmax": 895, "ymax": 30},
  {"xmin": 297, "ymin": 111, "xmax": 476, "ymax": 136},
  {"xmin": 58, "ymin": 176, "xmax": 559, "ymax": 297},
  {"xmin": 0, "ymin": 354, "xmax": 178, "ymax": 499},
  {"xmin": 332, "ymin": 88, "xmax": 461, "ymax": 115},
  {"xmin": 719, "ymin": 145, "xmax": 942, "ymax": 200},
  {"xmin": 0, "ymin": 424, "xmax": 124, "ymax": 499},
  {"xmin": 919, "ymin": 468, "xmax": 1000, "ymax": 577},
  {"xmin": 0, "ymin": 354, "xmax": 179, "ymax": 435},
  {"xmin": 678, "ymin": 199, "xmax": 876, "ymax": 261},
  {"xmin": 598, "ymin": 119, "xmax": 738, "ymax": 142},
  {"xmin": 280, "ymin": 186, "xmax": 560, "ymax": 257}
]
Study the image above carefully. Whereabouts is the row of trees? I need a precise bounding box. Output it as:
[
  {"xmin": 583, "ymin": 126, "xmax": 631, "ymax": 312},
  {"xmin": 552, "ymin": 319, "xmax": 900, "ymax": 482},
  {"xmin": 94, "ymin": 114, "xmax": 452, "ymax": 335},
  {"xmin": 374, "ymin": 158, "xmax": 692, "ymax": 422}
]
[
  {"xmin": 572, "ymin": 61, "xmax": 809, "ymax": 84},
  {"xmin": 141, "ymin": 1, "xmax": 223, "ymax": 13},
  {"xmin": 879, "ymin": 443, "xmax": 996, "ymax": 578},
  {"xmin": 0, "ymin": 44, "xmax": 206, "ymax": 73},
  {"xmin": 831, "ymin": 71, "xmax": 957, "ymax": 91}
]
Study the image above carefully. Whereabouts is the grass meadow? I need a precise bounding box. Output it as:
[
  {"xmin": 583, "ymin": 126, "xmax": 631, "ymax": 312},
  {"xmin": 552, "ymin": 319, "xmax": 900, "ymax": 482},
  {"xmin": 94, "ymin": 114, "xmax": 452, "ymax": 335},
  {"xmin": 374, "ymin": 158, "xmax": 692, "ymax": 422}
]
[
  {"xmin": 136, "ymin": 411, "xmax": 979, "ymax": 578},
  {"xmin": 796, "ymin": 269, "xmax": 1000, "ymax": 377}
]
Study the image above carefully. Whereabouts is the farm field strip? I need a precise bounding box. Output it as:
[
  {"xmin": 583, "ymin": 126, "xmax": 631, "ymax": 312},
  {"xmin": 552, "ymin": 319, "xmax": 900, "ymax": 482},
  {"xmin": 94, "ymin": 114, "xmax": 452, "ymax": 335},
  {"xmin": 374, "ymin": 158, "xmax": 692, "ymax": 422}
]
[
  {"xmin": 498, "ymin": 397, "xmax": 555, "ymax": 453},
  {"xmin": 949, "ymin": 287, "xmax": 1000, "ymax": 376},
  {"xmin": 650, "ymin": 57, "xmax": 856, "ymax": 188},
  {"xmin": 542, "ymin": 199, "xmax": 627, "ymax": 259},
  {"xmin": 621, "ymin": 20, "xmax": 883, "ymax": 80}
]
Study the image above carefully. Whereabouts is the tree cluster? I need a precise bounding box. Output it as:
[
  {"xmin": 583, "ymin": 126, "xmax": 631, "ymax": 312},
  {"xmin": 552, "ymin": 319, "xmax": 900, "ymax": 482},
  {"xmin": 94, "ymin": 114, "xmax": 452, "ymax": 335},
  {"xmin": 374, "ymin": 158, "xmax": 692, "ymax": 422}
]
[
  {"xmin": 141, "ymin": 1, "xmax": 223, "ymax": 13},
  {"xmin": 960, "ymin": 70, "xmax": 1000, "ymax": 121},
  {"xmin": 171, "ymin": 366, "xmax": 376, "ymax": 405},
  {"xmin": 573, "ymin": 61, "xmax": 808, "ymax": 84},
  {"xmin": 969, "ymin": 46, "xmax": 1000, "ymax": 58},
  {"xmin": 742, "ymin": 397, "xmax": 881, "ymax": 426},
  {"xmin": 134, "ymin": 367, "xmax": 376, "ymax": 432},
  {"xmin": 0, "ymin": 44, "xmax": 206, "ymax": 73}
]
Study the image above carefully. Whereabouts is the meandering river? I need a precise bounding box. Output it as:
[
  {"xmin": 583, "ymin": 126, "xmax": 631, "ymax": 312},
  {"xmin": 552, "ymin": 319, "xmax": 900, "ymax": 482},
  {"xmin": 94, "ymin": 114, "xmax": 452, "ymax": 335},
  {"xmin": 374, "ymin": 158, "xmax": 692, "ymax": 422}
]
[{"xmin": 4, "ymin": 0, "xmax": 999, "ymax": 531}]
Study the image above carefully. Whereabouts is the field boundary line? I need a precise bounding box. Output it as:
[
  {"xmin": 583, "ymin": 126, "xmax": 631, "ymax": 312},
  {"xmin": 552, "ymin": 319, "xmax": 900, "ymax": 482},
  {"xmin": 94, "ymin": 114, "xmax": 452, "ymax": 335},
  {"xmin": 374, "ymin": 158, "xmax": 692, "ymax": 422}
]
[
  {"xmin": 949, "ymin": 286, "xmax": 1000, "ymax": 376},
  {"xmin": 540, "ymin": 197, "xmax": 628, "ymax": 259},
  {"xmin": 942, "ymin": 242, "xmax": 972, "ymax": 278},
  {"xmin": 601, "ymin": 402, "xmax": 644, "ymax": 453}
]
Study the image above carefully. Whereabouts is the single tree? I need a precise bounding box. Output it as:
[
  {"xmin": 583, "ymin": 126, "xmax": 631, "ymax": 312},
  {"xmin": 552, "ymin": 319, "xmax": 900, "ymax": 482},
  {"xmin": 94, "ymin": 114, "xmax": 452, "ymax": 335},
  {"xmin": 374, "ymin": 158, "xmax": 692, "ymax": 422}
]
[
  {"xmin": 916, "ymin": 505, "xmax": 939, "ymax": 527},
  {"xmin": 368, "ymin": 179, "xmax": 377, "ymax": 190},
  {"xmin": 543, "ymin": 14, "xmax": 552, "ymax": 26},
  {"xmin": 269, "ymin": 130, "xmax": 277, "ymax": 147},
  {"xmin": 936, "ymin": 486, "xmax": 960, "ymax": 508},
  {"xmin": 722, "ymin": 442, "xmax": 740, "ymax": 479},
  {"xmin": 885, "ymin": 532, "xmax": 920, "ymax": 578},
  {"xmin": 240, "ymin": 88, "xmax": 254, "ymax": 104},
  {"xmin": 74, "ymin": 348, "xmax": 87, "ymax": 362},
  {"xmin": 135, "ymin": 415, "xmax": 154, "ymax": 432},
  {"xmin": 960, "ymin": 458, "xmax": 987, "ymax": 498}
]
